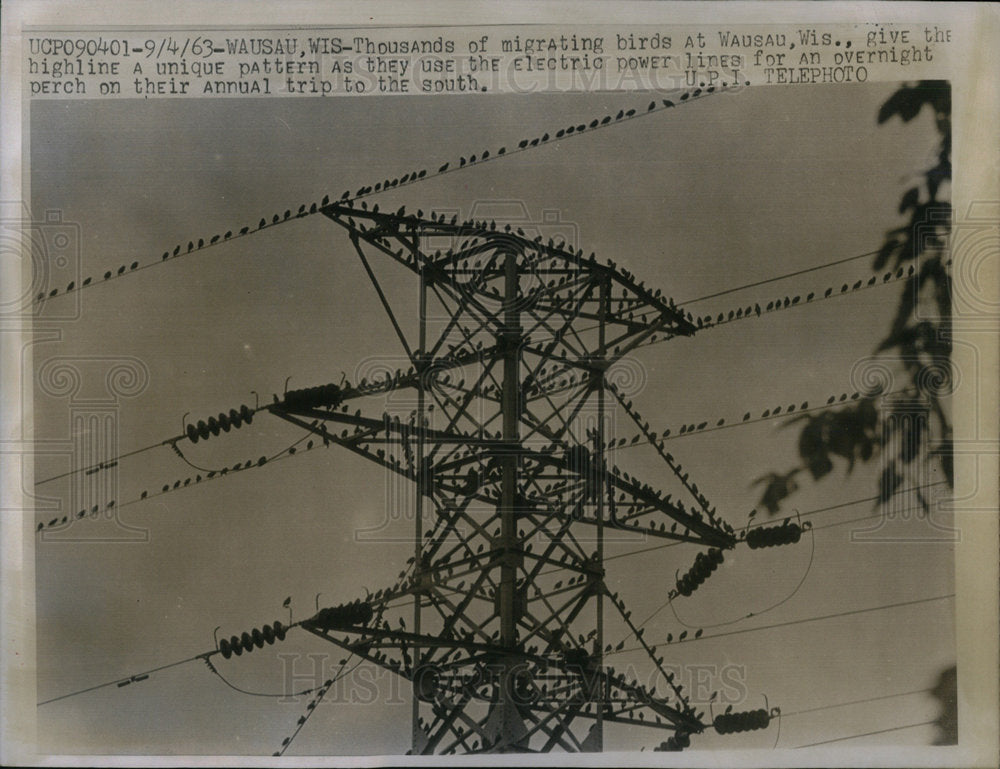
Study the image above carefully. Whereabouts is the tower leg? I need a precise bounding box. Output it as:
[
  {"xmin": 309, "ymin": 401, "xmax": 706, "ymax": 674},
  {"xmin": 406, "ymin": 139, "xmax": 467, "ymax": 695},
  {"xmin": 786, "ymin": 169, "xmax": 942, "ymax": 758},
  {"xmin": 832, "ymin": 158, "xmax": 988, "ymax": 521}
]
[{"xmin": 496, "ymin": 246, "xmax": 526, "ymax": 750}]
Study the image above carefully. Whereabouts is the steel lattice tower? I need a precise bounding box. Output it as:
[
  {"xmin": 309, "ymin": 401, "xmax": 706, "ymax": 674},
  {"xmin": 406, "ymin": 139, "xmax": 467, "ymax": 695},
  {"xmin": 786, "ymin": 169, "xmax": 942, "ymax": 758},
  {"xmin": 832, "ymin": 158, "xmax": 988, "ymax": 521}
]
[{"xmin": 265, "ymin": 202, "xmax": 749, "ymax": 754}]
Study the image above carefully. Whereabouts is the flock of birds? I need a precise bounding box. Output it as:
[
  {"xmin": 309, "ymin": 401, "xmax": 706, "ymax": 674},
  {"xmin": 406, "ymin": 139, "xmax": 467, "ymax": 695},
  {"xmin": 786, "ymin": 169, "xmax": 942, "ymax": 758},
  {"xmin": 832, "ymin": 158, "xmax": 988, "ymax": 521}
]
[
  {"xmin": 34, "ymin": 79, "xmax": 937, "ymax": 755},
  {"xmin": 33, "ymin": 74, "xmax": 930, "ymax": 549},
  {"xmin": 33, "ymin": 84, "xmax": 726, "ymax": 309},
  {"xmin": 33, "ymin": 354, "xmax": 883, "ymax": 539}
]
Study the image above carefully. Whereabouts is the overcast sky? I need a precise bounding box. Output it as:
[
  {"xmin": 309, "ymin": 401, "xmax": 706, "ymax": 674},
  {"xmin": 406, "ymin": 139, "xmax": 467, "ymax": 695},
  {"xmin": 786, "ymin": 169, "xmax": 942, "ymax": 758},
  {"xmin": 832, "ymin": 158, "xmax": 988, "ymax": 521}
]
[{"xmin": 30, "ymin": 82, "xmax": 955, "ymax": 756}]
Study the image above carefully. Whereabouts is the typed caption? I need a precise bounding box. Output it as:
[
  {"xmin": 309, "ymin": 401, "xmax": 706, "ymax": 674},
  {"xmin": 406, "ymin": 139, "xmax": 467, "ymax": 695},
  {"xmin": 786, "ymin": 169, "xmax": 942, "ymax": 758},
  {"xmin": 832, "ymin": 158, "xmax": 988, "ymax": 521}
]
[{"xmin": 26, "ymin": 24, "xmax": 954, "ymax": 98}]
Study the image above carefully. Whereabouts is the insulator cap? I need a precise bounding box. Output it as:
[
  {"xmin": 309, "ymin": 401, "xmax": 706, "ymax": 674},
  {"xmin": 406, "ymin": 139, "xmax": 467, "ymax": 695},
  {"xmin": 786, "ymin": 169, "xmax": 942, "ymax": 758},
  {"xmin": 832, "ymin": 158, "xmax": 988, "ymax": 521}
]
[
  {"xmin": 314, "ymin": 601, "xmax": 375, "ymax": 630},
  {"xmin": 284, "ymin": 382, "xmax": 344, "ymax": 411},
  {"xmin": 714, "ymin": 709, "xmax": 771, "ymax": 735},
  {"xmin": 747, "ymin": 522, "xmax": 802, "ymax": 549}
]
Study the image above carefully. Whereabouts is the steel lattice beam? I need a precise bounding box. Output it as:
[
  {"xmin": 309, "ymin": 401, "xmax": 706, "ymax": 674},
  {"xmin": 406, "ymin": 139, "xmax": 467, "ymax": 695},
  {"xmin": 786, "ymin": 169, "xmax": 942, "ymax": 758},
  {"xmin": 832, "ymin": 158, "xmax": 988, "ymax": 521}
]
[{"xmin": 266, "ymin": 204, "xmax": 741, "ymax": 753}]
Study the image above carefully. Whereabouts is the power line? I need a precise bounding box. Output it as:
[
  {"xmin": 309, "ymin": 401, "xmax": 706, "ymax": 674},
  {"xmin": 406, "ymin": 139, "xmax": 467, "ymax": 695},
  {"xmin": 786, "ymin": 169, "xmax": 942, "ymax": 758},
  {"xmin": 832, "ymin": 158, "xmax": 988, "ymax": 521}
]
[
  {"xmin": 793, "ymin": 719, "xmax": 938, "ymax": 749},
  {"xmin": 32, "ymin": 243, "xmax": 943, "ymax": 493},
  {"xmin": 599, "ymin": 481, "xmax": 947, "ymax": 565},
  {"xmin": 566, "ymin": 245, "xmax": 893, "ymax": 340},
  {"xmin": 34, "ymin": 404, "xmax": 268, "ymax": 487},
  {"xmin": 275, "ymin": 654, "xmax": 362, "ymax": 756},
  {"xmin": 35, "ymin": 428, "xmax": 323, "ymax": 536},
  {"xmin": 203, "ymin": 657, "xmax": 318, "ymax": 699},
  {"xmin": 608, "ymin": 388, "xmax": 873, "ymax": 448},
  {"xmin": 612, "ymin": 593, "xmax": 954, "ymax": 655},
  {"xmin": 38, "ymin": 621, "xmax": 306, "ymax": 707},
  {"xmin": 678, "ymin": 249, "xmax": 881, "ymax": 306},
  {"xmin": 37, "ymin": 652, "xmax": 209, "ymax": 707},
  {"xmin": 33, "ymin": 85, "xmax": 727, "ymax": 308},
  {"xmin": 781, "ymin": 687, "xmax": 933, "ymax": 719},
  {"xmin": 600, "ymin": 496, "xmax": 945, "ymax": 655},
  {"xmin": 634, "ymin": 260, "xmax": 951, "ymax": 357},
  {"xmin": 34, "ymin": 443, "xmax": 169, "ymax": 486},
  {"xmin": 607, "ymin": 498, "xmax": 943, "ymax": 649}
]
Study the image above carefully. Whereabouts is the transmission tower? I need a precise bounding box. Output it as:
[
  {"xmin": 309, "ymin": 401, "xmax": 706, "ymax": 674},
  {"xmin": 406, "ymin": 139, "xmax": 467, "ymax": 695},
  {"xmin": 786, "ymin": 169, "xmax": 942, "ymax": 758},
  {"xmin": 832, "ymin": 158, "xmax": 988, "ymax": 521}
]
[
  {"xmin": 241, "ymin": 201, "xmax": 790, "ymax": 754},
  {"xmin": 32, "ymin": 83, "xmax": 953, "ymax": 755}
]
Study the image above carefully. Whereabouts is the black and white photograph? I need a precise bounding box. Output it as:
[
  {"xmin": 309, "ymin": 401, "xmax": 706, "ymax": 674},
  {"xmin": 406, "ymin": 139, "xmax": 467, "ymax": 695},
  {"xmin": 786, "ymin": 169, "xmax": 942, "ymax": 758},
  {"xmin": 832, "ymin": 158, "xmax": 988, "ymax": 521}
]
[{"xmin": 2, "ymin": 2, "xmax": 997, "ymax": 765}]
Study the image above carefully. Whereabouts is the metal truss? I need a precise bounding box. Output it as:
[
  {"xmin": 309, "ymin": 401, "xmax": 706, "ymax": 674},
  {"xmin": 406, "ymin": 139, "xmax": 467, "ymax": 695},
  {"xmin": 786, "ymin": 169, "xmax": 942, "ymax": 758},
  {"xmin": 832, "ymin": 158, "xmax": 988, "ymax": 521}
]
[{"xmin": 267, "ymin": 202, "xmax": 740, "ymax": 753}]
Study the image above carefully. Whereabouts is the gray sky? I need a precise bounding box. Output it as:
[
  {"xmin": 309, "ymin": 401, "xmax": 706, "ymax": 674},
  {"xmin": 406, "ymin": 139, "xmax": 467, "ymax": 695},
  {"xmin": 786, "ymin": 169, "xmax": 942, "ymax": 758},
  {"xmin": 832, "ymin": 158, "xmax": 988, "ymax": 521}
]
[{"xmin": 31, "ymin": 83, "xmax": 955, "ymax": 755}]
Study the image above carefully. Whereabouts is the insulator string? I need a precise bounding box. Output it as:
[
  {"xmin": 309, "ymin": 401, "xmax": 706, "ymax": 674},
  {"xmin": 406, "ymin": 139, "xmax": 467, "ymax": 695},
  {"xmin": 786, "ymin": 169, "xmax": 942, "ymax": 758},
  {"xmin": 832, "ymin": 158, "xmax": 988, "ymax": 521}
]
[
  {"xmin": 34, "ymin": 403, "xmax": 268, "ymax": 487},
  {"xmin": 669, "ymin": 523, "xmax": 816, "ymax": 630}
]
